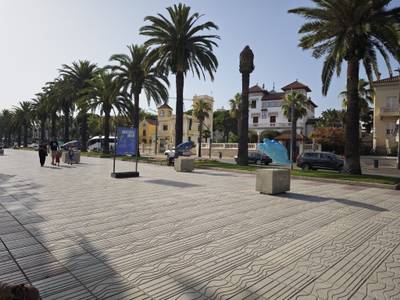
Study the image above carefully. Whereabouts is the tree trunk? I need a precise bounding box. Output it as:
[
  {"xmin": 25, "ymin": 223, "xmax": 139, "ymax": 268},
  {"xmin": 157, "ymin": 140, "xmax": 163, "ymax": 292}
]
[
  {"xmin": 40, "ymin": 119, "xmax": 46, "ymax": 141},
  {"xmin": 291, "ymin": 116, "xmax": 297, "ymax": 162},
  {"xmin": 175, "ymin": 71, "xmax": 184, "ymax": 147},
  {"xmin": 23, "ymin": 122, "xmax": 28, "ymax": 147},
  {"xmin": 17, "ymin": 127, "xmax": 21, "ymax": 147},
  {"xmin": 51, "ymin": 113, "xmax": 57, "ymax": 139},
  {"xmin": 103, "ymin": 111, "xmax": 111, "ymax": 154},
  {"xmin": 344, "ymin": 58, "xmax": 361, "ymax": 174},
  {"xmin": 238, "ymin": 72, "xmax": 249, "ymax": 165},
  {"xmin": 198, "ymin": 122, "xmax": 203, "ymax": 157},
  {"xmin": 133, "ymin": 92, "xmax": 140, "ymax": 130},
  {"xmin": 80, "ymin": 112, "xmax": 88, "ymax": 152},
  {"xmin": 63, "ymin": 106, "xmax": 70, "ymax": 142}
]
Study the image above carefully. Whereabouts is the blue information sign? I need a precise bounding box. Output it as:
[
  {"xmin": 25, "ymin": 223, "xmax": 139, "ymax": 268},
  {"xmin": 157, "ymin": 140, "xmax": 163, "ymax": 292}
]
[{"xmin": 116, "ymin": 127, "xmax": 137, "ymax": 156}]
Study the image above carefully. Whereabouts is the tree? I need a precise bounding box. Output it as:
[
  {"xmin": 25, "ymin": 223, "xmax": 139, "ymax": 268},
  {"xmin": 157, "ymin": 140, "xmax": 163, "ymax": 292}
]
[
  {"xmin": 32, "ymin": 94, "xmax": 49, "ymax": 141},
  {"xmin": 341, "ymin": 79, "xmax": 374, "ymax": 115},
  {"xmin": 109, "ymin": 44, "xmax": 169, "ymax": 133},
  {"xmin": 213, "ymin": 110, "xmax": 237, "ymax": 142},
  {"xmin": 0, "ymin": 109, "xmax": 13, "ymax": 146},
  {"xmin": 86, "ymin": 70, "xmax": 128, "ymax": 154},
  {"xmin": 289, "ymin": 0, "xmax": 400, "ymax": 174},
  {"xmin": 229, "ymin": 93, "xmax": 241, "ymax": 134},
  {"xmin": 140, "ymin": 3, "xmax": 219, "ymax": 147},
  {"xmin": 311, "ymin": 127, "xmax": 345, "ymax": 154},
  {"xmin": 316, "ymin": 109, "xmax": 346, "ymax": 128},
  {"xmin": 13, "ymin": 101, "xmax": 32, "ymax": 147},
  {"xmin": 203, "ymin": 129, "xmax": 211, "ymax": 143},
  {"xmin": 281, "ymin": 91, "xmax": 307, "ymax": 162},
  {"xmin": 59, "ymin": 60, "xmax": 98, "ymax": 150},
  {"xmin": 193, "ymin": 99, "xmax": 211, "ymax": 157}
]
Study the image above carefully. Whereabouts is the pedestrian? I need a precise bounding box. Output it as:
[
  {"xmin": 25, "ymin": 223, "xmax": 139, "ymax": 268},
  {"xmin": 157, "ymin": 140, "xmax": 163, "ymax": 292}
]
[
  {"xmin": 49, "ymin": 137, "xmax": 59, "ymax": 165},
  {"xmin": 55, "ymin": 149, "xmax": 61, "ymax": 166},
  {"xmin": 68, "ymin": 146, "xmax": 74, "ymax": 165},
  {"xmin": 38, "ymin": 141, "xmax": 48, "ymax": 167}
]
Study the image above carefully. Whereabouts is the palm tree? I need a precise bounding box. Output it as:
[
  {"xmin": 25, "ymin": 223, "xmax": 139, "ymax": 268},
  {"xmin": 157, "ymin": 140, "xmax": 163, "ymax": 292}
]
[
  {"xmin": 140, "ymin": 3, "xmax": 219, "ymax": 147},
  {"xmin": 289, "ymin": 0, "xmax": 400, "ymax": 174},
  {"xmin": 32, "ymin": 94, "xmax": 49, "ymax": 141},
  {"xmin": 86, "ymin": 70, "xmax": 128, "ymax": 154},
  {"xmin": 193, "ymin": 99, "xmax": 211, "ymax": 157},
  {"xmin": 317, "ymin": 109, "xmax": 346, "ymax": 128},
  {"xmin": 0, "ymin": 109, "xmax": 13, "ymax": 146},
  {"xmin": 13, "ymin": 101, "xmax": 32, "ymax": 147},
  {"xmin": 341, "ymin": 79, "xmax": 374, "ymax": 115},
  {"xmin": 229, "ymin": 93, "xmax": 241, "ymax": 136},
  {"xmin": 59, "ymin": 60, "xmax": 98, "ymax": 150},
  {"xmin": 281, "ymin": 91, "xmax": 307, "ymax": 162},
  {"xmin": 109, "ymin": 44, "xmax": 169, "ymax": 132}
]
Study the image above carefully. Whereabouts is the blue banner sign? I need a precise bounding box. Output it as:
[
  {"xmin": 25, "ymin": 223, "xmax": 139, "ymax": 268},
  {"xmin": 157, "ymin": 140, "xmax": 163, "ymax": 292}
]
[{"xmin": 116, "ymin": 127, "xmax": 137, "ymax": 156}]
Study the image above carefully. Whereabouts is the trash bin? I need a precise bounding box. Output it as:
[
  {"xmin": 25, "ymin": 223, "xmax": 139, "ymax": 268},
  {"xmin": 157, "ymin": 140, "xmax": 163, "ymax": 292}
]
[{"xmin": 373, "ymin": 159, "xmax": 379, "ymax": 168}]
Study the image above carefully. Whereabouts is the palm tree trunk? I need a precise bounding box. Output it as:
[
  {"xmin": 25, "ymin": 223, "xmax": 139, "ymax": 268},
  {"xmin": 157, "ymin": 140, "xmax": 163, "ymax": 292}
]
[
  {"xmin": 51, "ymin": 113, "xmax": 57, "ymax": 139},
  {"xmin": 133, "ymin": 92, "xmax": 140, "ymax": 129},
  {"xmin": 17, "ymin": 128, "xmax": 21, "ymax": 147},
  {"xmin": 23, "ymin": 123, "xmax": 28, "ymax": 147},
  {"xmin": 291, "ymin": 117, "xmax": 297, "ymax": 162},
  {"xmin": 198, "ymin": 122, "xmax": 203, "ymax": 157},
  {"xmin": 40, "ymin": 119, "xmax": 46, "ymax": 141},
  {"xmin": 80, "ymin": 112, "xmax": 88, "ymax": 152},
  {"xmin": 344, "ymin": 58, "xmax": 361, "ymax": 174},
  {"xmin": 63, "ymin": 106, "xmax": 70, "ymax": 142},
  {"xmin": 103, "ymin": 111, "xmax": 111, "ymax": 154},
  {"xmin": 238, "ymin": 73, "xmax": 249, "ymax": 165},
  {"xmin": 175, "ymin": 71, "xmax": 184, "ymax": 147}
]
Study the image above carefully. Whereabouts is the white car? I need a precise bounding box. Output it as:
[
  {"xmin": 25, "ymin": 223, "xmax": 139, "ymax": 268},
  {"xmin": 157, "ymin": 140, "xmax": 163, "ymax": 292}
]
[{"xmin": 29, "ymin": 143, "xmax": 39, "ymax": 151}]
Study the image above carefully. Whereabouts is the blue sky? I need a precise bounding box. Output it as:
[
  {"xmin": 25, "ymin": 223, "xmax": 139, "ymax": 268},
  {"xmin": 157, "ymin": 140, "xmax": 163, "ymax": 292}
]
[{"xmin": 0, "ymin": 0, "xmax": 397, "ymax": 115}]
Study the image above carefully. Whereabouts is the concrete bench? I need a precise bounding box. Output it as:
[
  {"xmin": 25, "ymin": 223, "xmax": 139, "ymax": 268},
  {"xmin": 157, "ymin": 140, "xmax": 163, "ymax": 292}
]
[
  {"xmin": 256, "ymin": 169, "xmax": 290, "ymax": 195},
  {"xmin": 62, "ymin": 150, "xmax": 81, "ymax": 164},
  {"xmin": 174, "ymin": 157, "xmax": 194, "ymax": 172}
]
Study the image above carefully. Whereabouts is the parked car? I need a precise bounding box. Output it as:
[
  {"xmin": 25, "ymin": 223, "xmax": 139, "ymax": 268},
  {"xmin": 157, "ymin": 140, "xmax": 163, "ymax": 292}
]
[
  {"xmin": 166, "ymin": 141, "xmax": 195, "ymax": 165},
  {"xmin": 297, "ymin": 152, "xmax": 344, "ymax": 172},
  {"xmin": 234, "ymin": 151, "xmax": 272, "ymax": 165},
  {"xmin": 28, "ymin": 143, "xmax": 39, "ymax": 151}
]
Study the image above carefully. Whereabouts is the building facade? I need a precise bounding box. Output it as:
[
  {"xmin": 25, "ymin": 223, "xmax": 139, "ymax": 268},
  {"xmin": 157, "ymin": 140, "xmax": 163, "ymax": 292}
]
[
  {"xmin": 248, "ymin": 80, "xmax": 318, "ymax": 142},
  {"xmin": 156, "ymin": 95, "xmax": 214, "ymax": 152},
  {"xmin": 373, "ymin": 76, "xmax": 400, "ymax": 155}
]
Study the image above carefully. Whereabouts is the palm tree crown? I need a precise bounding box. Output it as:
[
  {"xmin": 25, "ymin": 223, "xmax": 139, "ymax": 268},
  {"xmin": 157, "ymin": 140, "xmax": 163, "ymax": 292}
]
[
  {"xmin": 281, "ymin": 92, "xmax": 308, "ymax": 122},
  {"xmin": 341, "ymin": 79, "xmax": 374, "ymax": 114}
]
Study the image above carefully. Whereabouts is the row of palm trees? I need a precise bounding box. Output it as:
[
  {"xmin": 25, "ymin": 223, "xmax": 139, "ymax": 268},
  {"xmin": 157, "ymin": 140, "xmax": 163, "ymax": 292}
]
[{"xmin": 0, "ymin": 4, "xmax": 220, "ymax": 154}]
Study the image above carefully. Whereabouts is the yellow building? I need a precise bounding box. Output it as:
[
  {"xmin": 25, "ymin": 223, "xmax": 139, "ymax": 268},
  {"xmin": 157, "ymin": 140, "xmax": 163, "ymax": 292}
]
[
  {"xmin": 157, "ymin": 95, "xmax": 214, "ymax": 153},
  {"xmin": 139, "ymin": 118, "xmax": 157, "ymax": 145},
  {"xmin": 373, "ymin": 75, "xmax": 400, "ymax": 154}
]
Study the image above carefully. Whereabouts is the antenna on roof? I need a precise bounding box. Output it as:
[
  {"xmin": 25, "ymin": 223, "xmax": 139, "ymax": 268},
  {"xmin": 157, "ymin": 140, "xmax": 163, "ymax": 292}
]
[
  {"xmin": 272, "ymin": 82, "xmax": 276, "ymax": 91},
  {"xmin": 262, "ymin": 83, "xmax": 265, "ymax": 90}
]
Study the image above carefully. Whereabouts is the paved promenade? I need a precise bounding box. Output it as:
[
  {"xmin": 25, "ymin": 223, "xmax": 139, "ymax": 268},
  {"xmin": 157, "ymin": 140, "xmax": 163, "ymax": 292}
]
[{"xmin": 1, "ymin": 150, "xmax": 400, "ymax": 299}]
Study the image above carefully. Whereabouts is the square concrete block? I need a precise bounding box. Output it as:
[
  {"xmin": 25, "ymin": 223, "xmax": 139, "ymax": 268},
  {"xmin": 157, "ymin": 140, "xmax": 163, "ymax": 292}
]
[
  {"xmin": 174, "ymin": 157, "xmax": 194, "ymax": 172},
  {"xmin": 256, "ymin": 169, "xmax": 290, "ymax": 194},
  {"xmin": 62, "ymin": 150, "xmax": 80, "ymax": 164}
]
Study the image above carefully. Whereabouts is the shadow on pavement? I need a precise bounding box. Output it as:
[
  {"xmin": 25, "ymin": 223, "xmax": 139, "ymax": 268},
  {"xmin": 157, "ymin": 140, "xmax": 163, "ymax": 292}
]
[{"xmin": 279, "ymin": 192, "xmax": 387, "ymax": 212}]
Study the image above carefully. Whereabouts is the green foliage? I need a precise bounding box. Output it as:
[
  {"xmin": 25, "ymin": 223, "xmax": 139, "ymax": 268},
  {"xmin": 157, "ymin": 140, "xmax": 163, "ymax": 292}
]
[
  {"xmin": 213, "ymin": 110, "xmax": 237, "ymax": 142},
  {"xmin": 281, "ymin": 91, "xmax": 307, "ymax": 121},
  {"xmin": 316, "ymin": 109, "xmax": 346, "ymax": 128},
  {"xmin": 260, "ymin": 130, "xmax": 280, "ymax": 140}
]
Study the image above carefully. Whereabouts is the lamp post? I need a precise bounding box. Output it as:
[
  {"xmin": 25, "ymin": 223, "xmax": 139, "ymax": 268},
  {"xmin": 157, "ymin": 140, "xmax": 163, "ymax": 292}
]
[{"xmin": 396, "ymin": 69, "xmax": 400, "ymax": 169}]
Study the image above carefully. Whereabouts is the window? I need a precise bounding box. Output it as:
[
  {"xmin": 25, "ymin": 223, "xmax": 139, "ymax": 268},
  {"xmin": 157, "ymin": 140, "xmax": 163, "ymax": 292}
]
[
  {"xmin": 160, "ymin": 110, "xmax": 165, "ymax": 117},
  {"xmin": 188, "ymin": 136, "xmax": 191, "ymax": 141},
  {"xmin": 270, "ymin": 116, "xmax": 276, "ymax": 123},
  {"xmin": 251, "ymin": 100, "xmax": 257, "ymax": 109},
  {"xmin": 261, "ymin": 110, "xmax": 268, "ymax": 119},
  {"xmin": 163, "ymin": 125, "xmax": 168, "ymax": 131},
  {"xmin": 188, "ymin": 119, "xmax": 192, "ymax": 130},
  {"xmin": 386, "ymin": 96, "xmax": 398, "ymax": 108},
  {"xmin": 142, "ymin": 130, "xmax": 146, "ymax": 137},
  {"xmin": 253, "ymin": 116, "xmax": 259, "ymax": 124}
]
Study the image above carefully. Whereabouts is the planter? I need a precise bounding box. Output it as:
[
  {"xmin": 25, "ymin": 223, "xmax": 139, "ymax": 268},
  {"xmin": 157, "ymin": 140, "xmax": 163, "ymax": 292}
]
[
  {"xmin": 62, "ymin": 150, "xmax": 81, "ymax": 164},
  {"xmin": 256, "ymin": 169, "xmax": 290, "ymax": 194},
  {"xmin": 174, "ymin": 157, "xmax": 194, "ymax": 172}
]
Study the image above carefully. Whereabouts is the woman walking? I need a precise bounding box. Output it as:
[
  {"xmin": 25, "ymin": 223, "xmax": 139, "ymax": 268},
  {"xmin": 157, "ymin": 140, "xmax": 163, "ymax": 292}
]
[{"xmin": 38, "ymin": 141, "xmax": 48, "ymax": 167}]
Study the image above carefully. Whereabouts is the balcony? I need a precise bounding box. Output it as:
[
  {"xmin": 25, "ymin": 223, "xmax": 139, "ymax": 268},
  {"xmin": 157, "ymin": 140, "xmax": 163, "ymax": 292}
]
[
  {"xmin": 379, "ymin": 107, "xmax": 400, "ymax": 117},
  {"xmin": 249, "ymin": 122, "xmax": 292, "ymax": 129}
]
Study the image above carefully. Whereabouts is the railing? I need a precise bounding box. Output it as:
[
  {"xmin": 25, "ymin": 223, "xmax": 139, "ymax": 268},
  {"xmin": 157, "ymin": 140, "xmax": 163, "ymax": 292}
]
[
  {"xmin": 250, "ymin": 122, "xmax": 291, "ymax": 128},
  {"xmin": 201, "ymin": 143, "xmax": 258, "ymax": 149},
  {"xmin": 380, "ymin": 107, "xmax": 399, "ymax": 113}
]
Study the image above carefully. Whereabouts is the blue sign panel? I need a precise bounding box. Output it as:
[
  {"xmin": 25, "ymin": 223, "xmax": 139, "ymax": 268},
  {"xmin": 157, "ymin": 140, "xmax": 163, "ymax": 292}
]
[{"xmin": 116, "ymin": 127, "xmax": 137, "ymax": 156}]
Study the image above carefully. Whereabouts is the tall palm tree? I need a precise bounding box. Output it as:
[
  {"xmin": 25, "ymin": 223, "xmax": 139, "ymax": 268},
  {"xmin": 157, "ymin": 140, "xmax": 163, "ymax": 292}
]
[
  {"xmin": 86, "ymin": 70, "xmax": 129, "ymax": 154},
  {"xmin": 59, "ymin": 60, "xmax": 98, "ymax": 151},
  {"xmin": 229, "ymin": 93, "xmax": 241, "ymax": 136},
  {"xmin": 109, "ymin": 44, "xmax": 169, "ymax": 132},
  {"xmin": 341, "ymin": 79, "xmax": 374, "ymax": 115},
  {"xmin": 289, "ymin": 0, "xmax": 400, "ymax": 174},
  {"xmin": 281, "ymin": 91, "xmax": 307, "ymax": 162},
  {"xmin": 13, "ymin": 101, "xmax": 32, "ymax": 147},
  {"xmin": 0, "ymin": 109, "xmax": 13, "ymax": 146},
  {"xmin": 193, "ymin": 99, "xmax": 211, "ymax": 157},
  {"xmin": 140, "ymin": 3, "xmax": 219, "ymax": 147},
  {"xmin": 32, "ymin": 94, "xmax": 49, "ymax": 141},
  {"xmin": 41, "ymin": 81, "xmax": 60, "ymax": 139}
]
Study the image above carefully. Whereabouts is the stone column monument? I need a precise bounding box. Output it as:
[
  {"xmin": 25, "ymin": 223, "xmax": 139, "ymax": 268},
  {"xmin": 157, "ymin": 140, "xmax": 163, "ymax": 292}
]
[{"xmin": 238, "ymin": 46, "xmax": 255, "ymax": 165}]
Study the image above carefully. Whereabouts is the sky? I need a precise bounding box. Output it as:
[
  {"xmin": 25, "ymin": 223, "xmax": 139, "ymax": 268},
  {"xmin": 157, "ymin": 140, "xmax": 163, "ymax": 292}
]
[{"xmin": 0, "ymin": 0, "xmax": 398, "ymax": 116}]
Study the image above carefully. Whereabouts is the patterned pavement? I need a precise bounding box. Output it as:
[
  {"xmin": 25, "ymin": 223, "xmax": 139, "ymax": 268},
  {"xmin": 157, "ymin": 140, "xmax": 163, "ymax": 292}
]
[{"xmin": 0, "ymin": 149, "xmax": 400, "ymax": 300}]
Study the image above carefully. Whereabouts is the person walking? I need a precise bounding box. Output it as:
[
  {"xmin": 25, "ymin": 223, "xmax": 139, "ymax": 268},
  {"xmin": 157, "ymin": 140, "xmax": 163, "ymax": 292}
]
[
  {"xmin": 38, "ymin": 141, "xmax": 48, "ymax": 167},
  {"xmin": 49, "ymin": 138, "xmax": 59, "ymax": 165}
]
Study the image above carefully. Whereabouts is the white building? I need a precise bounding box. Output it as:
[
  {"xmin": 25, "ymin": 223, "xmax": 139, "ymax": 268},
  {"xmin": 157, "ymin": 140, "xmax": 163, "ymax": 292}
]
[{"xmin": 248, "ymin": 80, "xmax": 318, "ymax": 142}]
